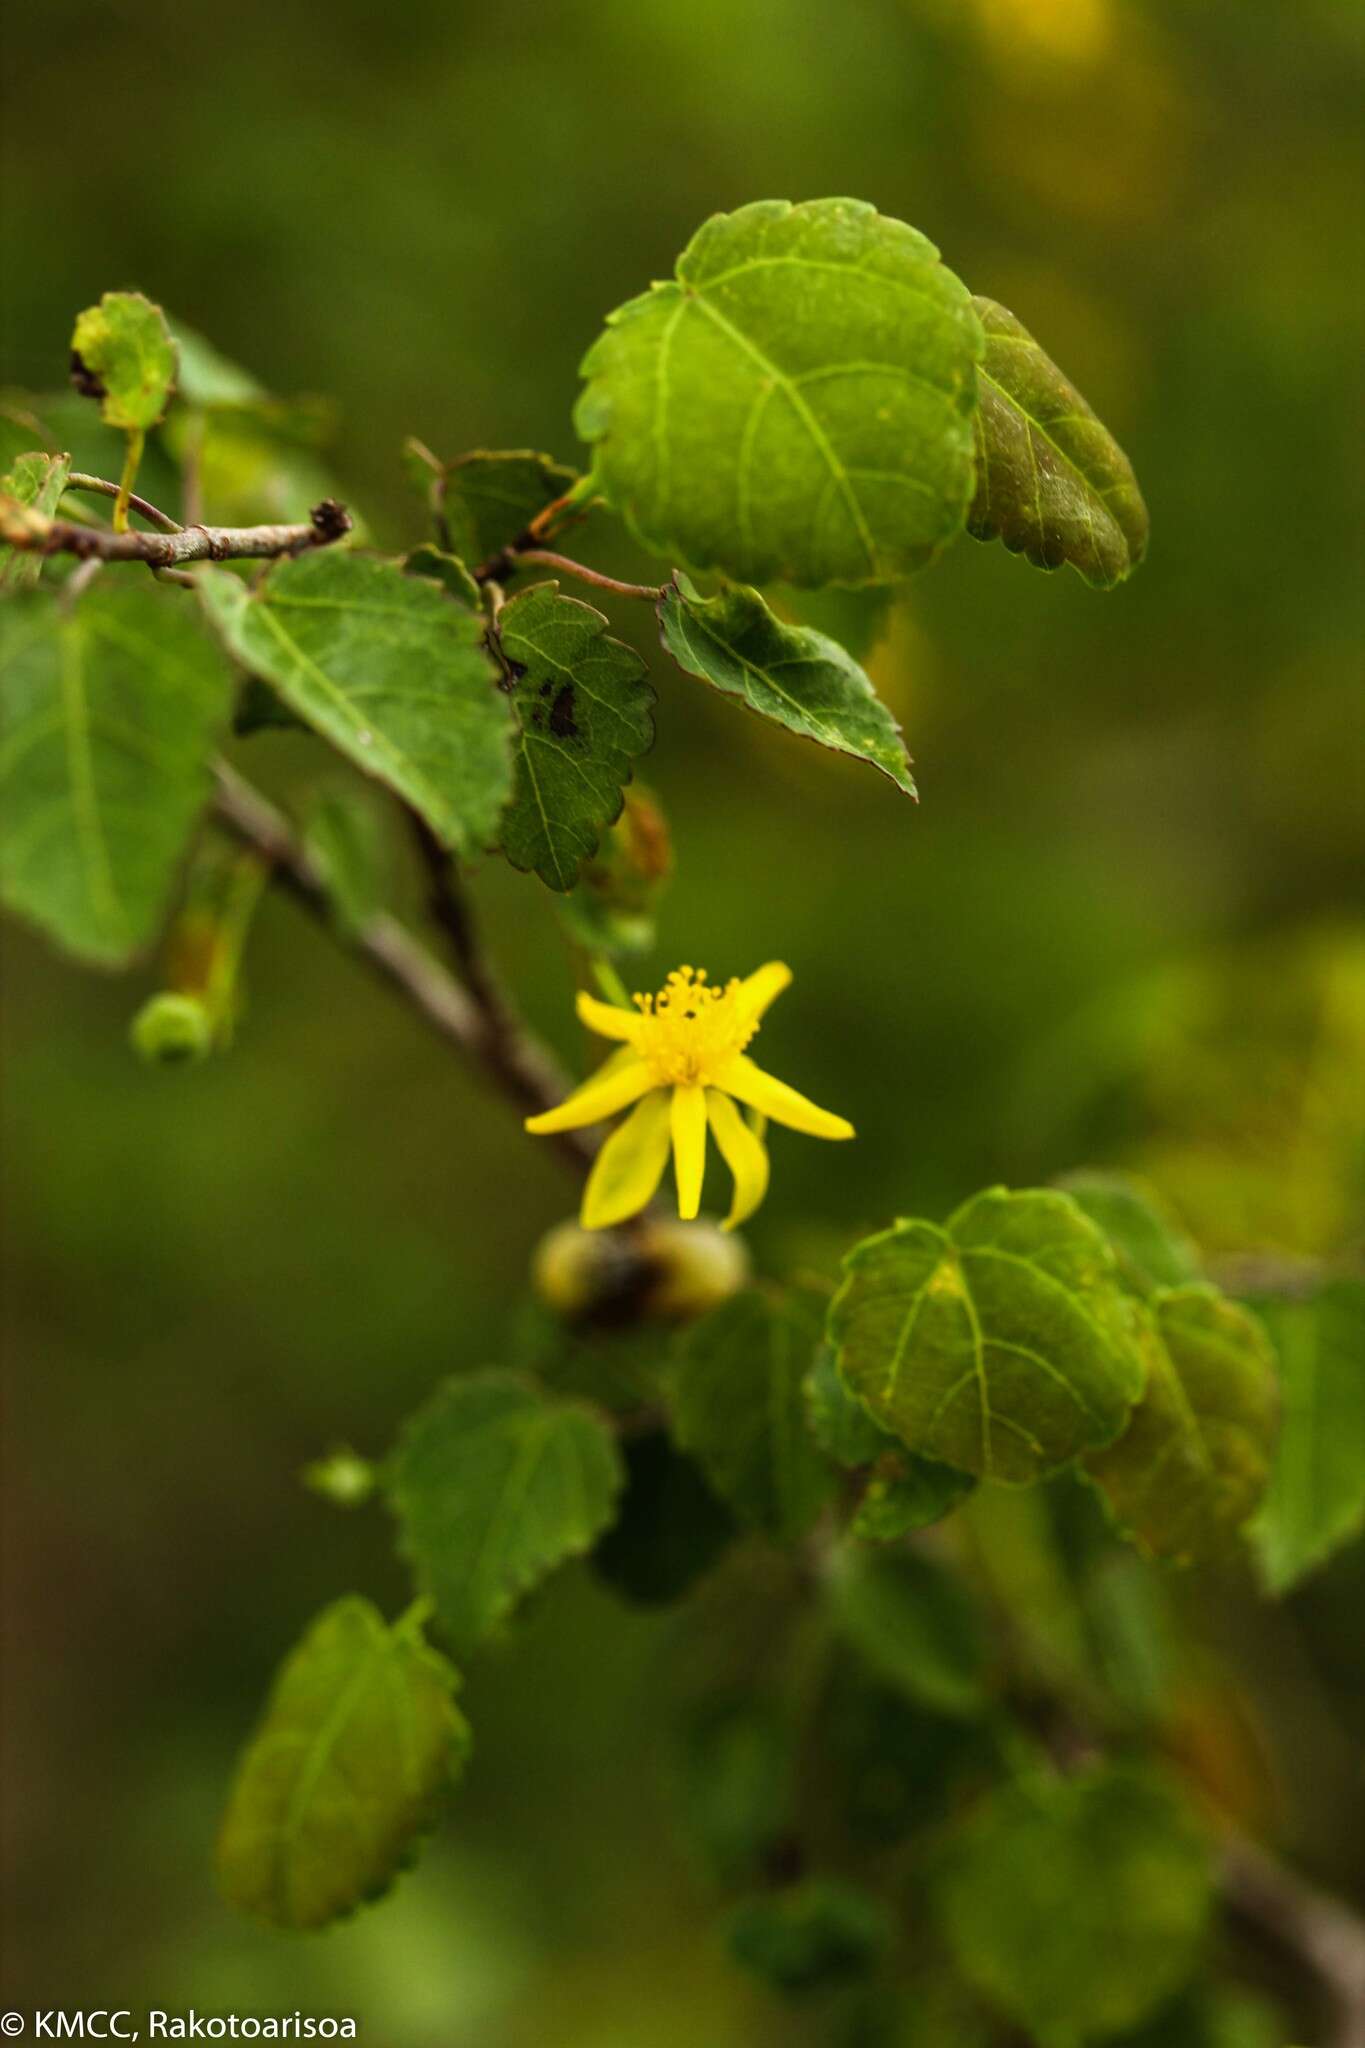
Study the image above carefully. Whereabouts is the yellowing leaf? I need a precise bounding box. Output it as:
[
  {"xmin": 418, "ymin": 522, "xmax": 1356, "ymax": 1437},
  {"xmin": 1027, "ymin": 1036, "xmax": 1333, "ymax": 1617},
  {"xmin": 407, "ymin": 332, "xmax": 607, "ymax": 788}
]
[
  {"xmin": 70, "ymin": 291, "xmax": 178, "ymax": 433},
  {"xmin": 577, "ymin": 198, "xmax": 983, "ymax": 588}
]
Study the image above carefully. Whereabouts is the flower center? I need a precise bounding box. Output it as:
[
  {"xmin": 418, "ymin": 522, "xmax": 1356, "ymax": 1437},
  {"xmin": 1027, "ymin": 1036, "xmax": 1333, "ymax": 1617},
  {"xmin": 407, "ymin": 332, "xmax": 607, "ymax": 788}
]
[{"xmin": 633, "ymin": 966, "xmax": 757, "ymax": 1088}]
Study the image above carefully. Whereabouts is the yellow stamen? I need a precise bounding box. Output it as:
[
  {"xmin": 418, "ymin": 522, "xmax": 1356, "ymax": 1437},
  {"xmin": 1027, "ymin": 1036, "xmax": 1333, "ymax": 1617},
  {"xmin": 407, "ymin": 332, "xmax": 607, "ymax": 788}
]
[{"xmin": 631, "ymin": 966, "xmax": 759, "ymax": 1089}]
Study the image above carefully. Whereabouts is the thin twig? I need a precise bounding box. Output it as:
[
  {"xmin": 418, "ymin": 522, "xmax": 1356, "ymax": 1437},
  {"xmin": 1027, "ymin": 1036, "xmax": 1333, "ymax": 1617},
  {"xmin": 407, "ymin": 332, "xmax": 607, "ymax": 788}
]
[
  {"xmin": 512, "ymin": 550, "xmax": 664, "ymax": 602},
  {"xmin": 1, "ymin": 498, "xmax": 352, "ymax": 567},
  {"xmin": 1221, "ymin": 1835, "xmax": 1365, "ymax": 2048},
  {"xmin": 66, "ymin": 472, "xmax": 183, "ymax": 533},
  {"xmin": 473, "ymin": 487, "xmax": 587, "ymax": 584},
  {"xmin": 211, "ymin": 764, "xmax": 593, "ymax": 1174}
]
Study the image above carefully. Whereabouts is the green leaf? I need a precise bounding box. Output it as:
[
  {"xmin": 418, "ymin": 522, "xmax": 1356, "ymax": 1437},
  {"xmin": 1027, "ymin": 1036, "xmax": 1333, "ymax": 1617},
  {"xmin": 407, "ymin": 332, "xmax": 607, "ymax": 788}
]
[
  {"xmin": 0, "ymin": 584, "xmax": 231, "ymax": 965},
  {"xmin": 671, "ymin": 1291, "xmax": 834, "ymax": 1542},
  {"xmin": 576, "ymin": 197, "xmax": 982, "ymax": 588},
  {"xmin": 658, "ymin": 574, "xmax": 915, "ymax": 795},
  {"xmin": 833, "ymin": 1547, "xmax": 985, "ymax": 1718},
  {"xmin": 1055, "ymin": 1169, "xmax": 1202, "ymax": 1295},
  {"xmin": 437, "ymin": 449, "xmax": 579, "ymax": 564},
  {"xmin": 1252, "ymin": 1278, "xmax": 1365, "ymax": 1591},
  {"xmin": 301, "ymin": 782, "xmax": 391, "ymax": 939},
  {"xmin": 404, "ymin": 543, "xmax": 480, "ymax": 609},
  {"xmin": 0, "ymin": 451, "xmax": 71, "ymax": 594},
  {"xmin": 70, "ymin": 291, "xmax": 178, "ymax": 433},
  {"xmin": 165, "ymin": 398, "xmax": 345, "ymax": 528},
  {"xmin": 387, "ymin": 1370, "xmax": 624, "ymax": 1655},
  {"xmin": 591, "ymin": 1428, "xmax": 735, "ymax": 1606},
  {"xmin": 164, "ymin": 315, "xmax": 265, "ymax": 408},
  {"xmin": 200, "ymin": 552, "xmax": 511, "ymax": 856},
  {"xmin": 725, "ymin": 1879, "xmax": 892, "ymax": 1997},
  {"xmin": 1085, "ymin": 1287, "xmax": 1279, "ymax": 1563},
  {"xmin": 967, "ymin": 296, "xmax": 1149, "ymax": 589},
  {"xmin": 829, "ymin": 1188, "xmax": 1145, "ymax": 1483},
  {"xmin": 851, "ymin": 1450, "xmax": 975, "ymax": 1540},
  {"xmin": 496, "ymin": 580, "xmax": 656, "ymax": 891},
  {"xmin": 823, "ymin": 1663, "xmax": 986, "ymax": 1846},
  {"xmin": 216, "ymin": 1597, "xmax": 469, "ymax": 1931},
  {"xmin": 806, "ymin": 1342, "xmax": 892, "ymax": 1466},
  {"xmin": 938, "ymin": 1765, "xmax": 1211, "ymax": 2042}
]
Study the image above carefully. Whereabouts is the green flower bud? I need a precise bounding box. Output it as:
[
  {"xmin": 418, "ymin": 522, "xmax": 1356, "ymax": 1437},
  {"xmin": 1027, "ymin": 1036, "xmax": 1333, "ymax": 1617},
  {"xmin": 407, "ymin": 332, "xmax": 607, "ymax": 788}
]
[{"xmin": 130, "ymin": 992, "xmax": 213, "ymax": 1066}]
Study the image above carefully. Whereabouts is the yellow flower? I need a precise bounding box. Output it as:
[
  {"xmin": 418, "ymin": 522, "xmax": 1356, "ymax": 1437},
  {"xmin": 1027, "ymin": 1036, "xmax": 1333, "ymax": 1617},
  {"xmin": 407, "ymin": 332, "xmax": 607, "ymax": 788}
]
[{"xmin": 525, "ymin": 963, "xmax": 854, "ymax": 1231}]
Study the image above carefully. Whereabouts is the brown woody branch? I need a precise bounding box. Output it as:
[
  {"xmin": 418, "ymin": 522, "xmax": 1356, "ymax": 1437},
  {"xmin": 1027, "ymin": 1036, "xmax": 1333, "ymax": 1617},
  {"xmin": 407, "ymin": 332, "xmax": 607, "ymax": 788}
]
[
  {"xmin": 211, "ymin": 763, "xmax": 593, "ymax": 1175},
  {"xmin": 1, "ymin": 496, "xmax": 352, "ymax": 567}
]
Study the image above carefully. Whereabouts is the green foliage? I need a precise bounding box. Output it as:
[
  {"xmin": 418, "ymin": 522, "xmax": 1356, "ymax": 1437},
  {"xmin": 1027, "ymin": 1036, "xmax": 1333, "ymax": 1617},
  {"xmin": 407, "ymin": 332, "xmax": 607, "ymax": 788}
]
[
  {"xmin": 725, "ymin": 1879, "xmax": 892, "ymax": 1996},
  {"xmin": 850, "ymin": 1449, "xmax": 975, "ymax": 1539},
  {"xmin": 671, "ymin": 1291, "xmax": 834, "ymax": 1541},
  {"xmin": 576, "ymin": 197, "xmax": 982, "ymax": 587},
  {"xmin": 386, "ymin": 1370, "xmax": 624, "ymax": 1654},
  {"xmin": 829, "ymin": 1188, "xmax": 1145, "ymax": 1482},
  {"xmin": 676, "ymin": 1692, "xmax": 794, "ymax": 1885},
  {"xmin": 300, "ymin": 781, "xmax": 391, "ymax": 940},
  {"xmin": 938, "ymin": 1765, "xmax": 1213, "ymax": 2042},
  {"xmin": 1056, "ymin": 1170, "xmax": 1202, "ymax": 1295},
  {"xmin": 0, "ymin": 450, "xmax": 71, "ymax": 593},
  {"xmin": 1085, "ymin": 1288, "xmax": 1279, "ymax": 1563},
  {"xmin": 216, "ymin": 1597, "xmax": 469, "ymax": 1931},
  {"xmin": 70, "ymin": 290, "xmax": 178, "ymax": 432},
  {"xmin": 658, "ymin": 574, "xmax": 915, "ymax": 795},
  {"xmin": 1252, "ymin": 1277, "xmax": 1365, "ymax": 1591},
  {"xmin": 496, "ymin": 580, "xmax": 656, "ymax": 890},
  {"xmin": 200, "ymin": 553, "xmax": 512, "ymax": 856},
  {"xmin": 0, "ymin": 584, "xmax": 230, "ymax": 965},
  {"xmin": 832, "ymin": 1546, "xmax": 985, "ymax": 1718},
  {"xmin": 966, "ymin": 297, "xmax": 1148, "ymax": 587},
  {"xmin": 403, "ymin": 543, "xmax": 480, "ymax": 608},
  {"xmin": 432, "ymin": 448, "xmax": 577, "ymax": 565},
  {"xmin": 591, "ymin": 1429, "xmax": 735, "ymax": 1606}
]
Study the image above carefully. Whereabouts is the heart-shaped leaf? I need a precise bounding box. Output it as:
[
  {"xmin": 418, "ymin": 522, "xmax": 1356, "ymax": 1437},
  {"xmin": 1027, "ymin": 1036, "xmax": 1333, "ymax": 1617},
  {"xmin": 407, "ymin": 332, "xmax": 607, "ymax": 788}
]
[
  {"xmin": 577, "ymin": 198, "xmax": 983, "ymax": 588},
  {"xmin": 496, "ymin": 580, "xmax": 655, "ymax": 891},
  {"xmin": 658, "ymin": 574, "xmax": 915, "ymax": 795},
  {"xmin": 966, "ymin": 296, "xmax": 1148, "ymax": 588},
  {"xmin": 829, "ymin": 1188, "xmax": 1145, "ymax": 1482},
  {"xmin": 200, "ymin": 551, "xmax": 512, "ymax": 855}
]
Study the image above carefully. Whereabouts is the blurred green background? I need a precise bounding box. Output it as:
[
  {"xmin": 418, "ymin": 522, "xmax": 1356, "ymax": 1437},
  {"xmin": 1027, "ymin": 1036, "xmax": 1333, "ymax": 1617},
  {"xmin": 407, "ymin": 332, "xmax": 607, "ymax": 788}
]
[{"xmin": 2, "ymin": 1, "xmax": 1362, "ymax": 2040}]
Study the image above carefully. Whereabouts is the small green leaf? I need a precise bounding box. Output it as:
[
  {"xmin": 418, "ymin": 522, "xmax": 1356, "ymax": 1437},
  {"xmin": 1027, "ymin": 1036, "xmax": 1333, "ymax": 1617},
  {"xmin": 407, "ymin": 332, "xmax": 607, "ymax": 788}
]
[
  {"xmin": 496, "ymin": 580, "xmax": 656, "ymax": 891},
  {"xmin": 671, "ymin": 1291, "xmax": 834, "ymax": 1542},
  {"xmin": 967, "ymin": 296, "xmax": 1148, "ymax": 588},
  {"xmin": 938, "ymin": 1765, "xmax": 1211, "ymax": 2041},
  {"xmin": 0, "ymin": 451, "xmax": 71, "ymax": 594},
  {"xmin": 437, "ymin": 449, "xmax": 579, "ymax": 564},
  {"xmin": 200, "ymin": 552, "xmax": 512, "ymax": 856},
  {"xmin": 577, "ymin": 197, "xmax": 982, "ymax": 588},
  {"xmin": 70, "ymin": 291, "xmax": 178, "ymax": 432},
  {"xmin": 1252, "ymin": 1278, "xmax": 1365, "ymax": 1592},
  {"xmin": 833, "ymin": 1547, "xmax": 985, "ymax": 1718},
  {"xmin": 404, "ymin": 543, "xmax": 480, "ymax": 609},
  {"xmin": 1056, "ymin": 1169, "xmax": 1202, "ymax": 1295},
  {"xmin": 1086, "ymin": 1287, "xmax": 1279, "ymax": 1563},
  {"xmin": 852, "ymin": 1450, "xmax": 975, "ymax": 1539},
  {"xmin": 217, "ymin": 1596, "xmax": 469, "ymax": 1931},
  {"xmin": 658, "ymin": 574, "xmax": 915, "ymax": 795},
  {"xmin": 0, "ymin": 584, "xmax": 231, "ymax": 965},
  {"xmin": 725, "ymin": 1879, "xmax": 892, "ymax": 1997},
  {"xmin": 591, "ymin": 1428, "xmax": 735, "ymax": 1606},
  {"xmin": 829, "ymin": 1188, "xmax": 1145, "ymax": 1483},
  {"xmin": 387, "ymin": 1370, "xmax": 623, "ymax": 1655}
]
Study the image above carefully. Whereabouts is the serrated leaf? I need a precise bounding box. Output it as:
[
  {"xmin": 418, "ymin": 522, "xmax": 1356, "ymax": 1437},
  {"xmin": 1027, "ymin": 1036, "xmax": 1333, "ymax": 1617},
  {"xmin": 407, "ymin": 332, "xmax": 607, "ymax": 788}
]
[
  {"xmin": 658, "ymin": 574, "xmax": 914, "ymax": 795},
  {"xmin": 1086, "ymin": 1288, "xmax": 1279, "ymax": 1563},
  {"xmin": 387, "ymin": 1371, "xmax": 624, "ymax": 1654},
  {"xmin": 852, "ymin": 1450, "xmax": 975, "ymax": 1539},
  {"xmin": 725, "ymin": 1879, "xmax": 891, "ymax": 1997},
  {"xmin": 833, "ymin": 1547, "xmax": 985, "ymax": 1717},
  {"xmin": 577, "ymin": 197, "xmax": 982, "ymax": 588},
  {"xmin": 1252, "ymin": 1278, "xmax": 1365, "ymax": 1592},
  {"xmin": 967, "ymin": 296, "xmax": 1148, "ymax": 589},
  {"xmin": 437, "ymin": 449, "xmax": 579, "ymax": 564},
  {"xmin": 0, "ymin": 584, "xmax": 231, "ymax": 965},
  {"xmin": 1056, "ymin": 1169, "xmax": 1201, "ymax": 1295},
  {"xmin": 0, "ymin": 451, "xmax": 71, "ymax": 594},
  {"xmin": 829, "ymin": 1188, "xmax": 1145, "ymax": 1483},
  {"xmin": 216, "ymin": 1597, "xmax": 469, "ymax": 1931},
  {"xmin": 671, "ymin": 1291, "xmax": 834, "ymax": 1541},
  {"xmin": 200, "ymin": 552, "xmax": 512, "ymax": 856},
  {"xmin": 938, "ymin": 1766, "xmax": 1211, "ymax": 2041},
  {"xmin": 496, "ymin": 580, "xmax": 655, "ymax": 890},
  {"xmin": 70, "ymin": 291, "xmax": 177, "ymax": 433}
]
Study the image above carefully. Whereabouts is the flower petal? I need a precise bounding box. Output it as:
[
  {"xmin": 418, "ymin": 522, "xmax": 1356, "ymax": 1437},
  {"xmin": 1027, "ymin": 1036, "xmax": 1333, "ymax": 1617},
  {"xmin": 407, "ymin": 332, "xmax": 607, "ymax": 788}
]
[
  {"xmin": 575, "ymin": 989, "xmax": 643, "ymax": 1044},
  {"xmin": 736, "ymin": 960, "xmax": 792, "ymax": 1023},
  {"xmin": 716, "ymin": 1053, "xmax": 854, "ymax": 1140},
  {"xmin": 706, "ymin": 1089, "xmax": 770, "ymax": 1229},
  {"xmin": 671, "ymin": 1083, "xmax": 708, "ymax": 1220},
  {"xmin": 524, "ymin": 1052, "xmax": 653, "ymax": 1133},
  {"xmin": 580, "ymin": 1090, "xmax": 672, "ymax": 1229}
]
